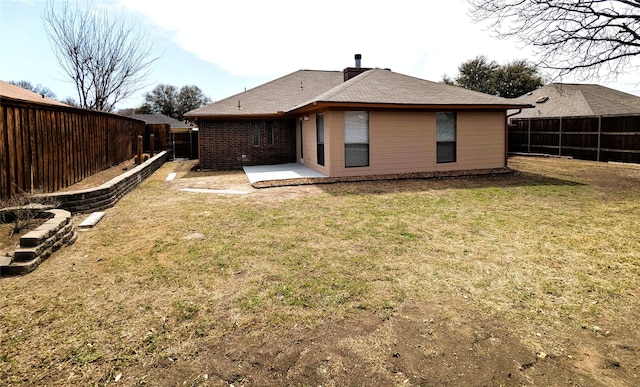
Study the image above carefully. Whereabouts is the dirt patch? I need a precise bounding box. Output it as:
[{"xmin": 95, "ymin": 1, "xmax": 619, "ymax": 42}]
[
  {"xmin": 508, "ymin": 156, "xmax": 640, "ymax": 196},
  {"xmin": 60, "ymin": 156, "xmax": 140, "ymax": 192},
  {"xmin": 112, "ymin": 301, "xmax": 633, "ymax": 386},
  {"xmin": 197, "ymin": 306, "xmax": 550, "ymax": 386},
  {"xmin": 0, "ymin": 219, "xmax": 47, "ymax": 257}
]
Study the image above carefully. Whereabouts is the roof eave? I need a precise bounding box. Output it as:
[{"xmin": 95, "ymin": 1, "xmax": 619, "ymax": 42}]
[
  {"xmin": 287, "ymin": 101, "xmax": 535, "ymax": 115},
  {"xmin": 185, "ymin": 111, "xmax": 287, "ymax": 120}
]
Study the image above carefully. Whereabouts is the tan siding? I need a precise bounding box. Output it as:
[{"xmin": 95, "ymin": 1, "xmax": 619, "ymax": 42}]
[
  {"xmin": 369, "ymin": 111, "xmax": 435, "ymax": 174},
  {"xmin": 446, "ymin": 111, "xmax": 506, "ymax": 170},
  {"xmin": 299, "ymin": 113, "xmax": 330, "ymax": 175},
  {"xmin": 330, "ymin": 111, "xmax": 435, "ymax": 177},
  {"xmin": 326, "ymin": 111, "xmax": 344, "ymax": 176},
  {"xmin": 325, "ymin": 110, "xmax": 506, "ymax": 177}
]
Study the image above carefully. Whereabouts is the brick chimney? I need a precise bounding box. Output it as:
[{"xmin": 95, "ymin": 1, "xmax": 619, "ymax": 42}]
[{"xmin": 343, "ymin": 54, "xmax": 371, "ymax": 81}]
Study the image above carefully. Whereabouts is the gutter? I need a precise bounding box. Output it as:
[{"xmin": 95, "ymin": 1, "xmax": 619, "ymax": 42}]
[{"xmin": 507, "ymin": 108, "xmax": 523, "ymax": 119}]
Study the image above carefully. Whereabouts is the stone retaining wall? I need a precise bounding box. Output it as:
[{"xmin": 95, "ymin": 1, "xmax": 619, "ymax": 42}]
[
  {"xmin": 1, "ymin": 209, "xmax": 77, "ymax": 276},
  {"xmin": 39, "ymin": 151, "xmax": 167, "ymax": 214}
]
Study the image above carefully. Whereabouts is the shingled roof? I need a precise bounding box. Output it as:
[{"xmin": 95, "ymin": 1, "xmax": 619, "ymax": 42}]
[
  {"xmin": 185, "ymin": 70, "xmax": 344, "ymax": 118},
  {"xmin": 186, "ymin": 68, "xmax": 532, "ymax": 119},
  {"xmin": 511, "ymin": 83, "xmax": 640, "ymax": 118},
  {"xmin": 289, "ymin": 68, "xmax": 532, "ymax": 112},
  {"xmin": 128, "ymin": 113, "xmax": 193, "ymax": 129},
  {"xmin": 0, "ymin": 80, "xmax": 69, "ymax": 107}
]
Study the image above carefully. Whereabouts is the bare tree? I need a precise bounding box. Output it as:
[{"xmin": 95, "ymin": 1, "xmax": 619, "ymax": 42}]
[
  {"xmin": 468, "ymin": 0, "xmax": 640, "ymax": 79},
  {"xmin": 8, "ymin": 80, "xmax": 57, "ymax": 99},
  {"xmin": 43, "ymin": 1, "xmax": 158, "ymax": 111}
]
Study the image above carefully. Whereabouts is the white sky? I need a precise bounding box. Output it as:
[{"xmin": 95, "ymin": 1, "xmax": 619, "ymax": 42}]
[{"xmin": 1, "ymin": 0, "xmax": 639, "ymax": 110}]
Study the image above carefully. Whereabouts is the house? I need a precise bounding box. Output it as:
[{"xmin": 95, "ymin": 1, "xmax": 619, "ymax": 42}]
[
  {"xmin": 509, "ymin": 83, "xmax": 640, "ymax": 119},
  {"xmin": 185, "ymin": 56, "xmax": 532, "ymax": 177},
  {"xmin": 0, "ymin": 80, "xmax": 69, "ymax": 107},
  {"xmin": 128, "ymin": 113, "xmax": 193, "ymax": 131},
  {"xmin": 507, "ymin": 83, "xmax": 640, "ymax": 164},
  {"xmin": 128, "ymin": 113, "xmax": 198, "ymax": 159}
]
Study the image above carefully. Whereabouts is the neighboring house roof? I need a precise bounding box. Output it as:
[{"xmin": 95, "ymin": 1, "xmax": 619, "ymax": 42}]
[
  {"xmin": 289, "ymin": 68, "xmax": 532, "ymax": 113},
  {"xmin": 0, "ymin": 80, "xmax": 69, "ymax": 107},
  {"xmin": 186, "ymin": 68, "xmax": 532, "ymax": 119},
  {"xmin": 128, "ymin": 113, "xmax": 193, "ymax": 130},
  {"xmin": 510, "ymin": 83, "xmax": 640, "ymax": 118},
  {"xmin": 186, "ymin": 70, "xmax": 344, "ymax": 118}
]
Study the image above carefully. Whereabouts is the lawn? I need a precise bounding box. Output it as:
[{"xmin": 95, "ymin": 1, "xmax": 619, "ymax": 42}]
[{"xmin": 1, "ymin": 156, "xmax": 639, "ymax": 386}]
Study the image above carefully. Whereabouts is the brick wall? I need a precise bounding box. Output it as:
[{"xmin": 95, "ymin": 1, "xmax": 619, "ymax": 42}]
[{"xmin": 198, "ymin": 119, "xmax": 296, "ymax": 170}]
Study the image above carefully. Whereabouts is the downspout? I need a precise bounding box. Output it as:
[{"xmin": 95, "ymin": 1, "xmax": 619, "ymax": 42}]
[{"xmin": 505, "ymin": 109, "xmax": 522, "ymax": 166}]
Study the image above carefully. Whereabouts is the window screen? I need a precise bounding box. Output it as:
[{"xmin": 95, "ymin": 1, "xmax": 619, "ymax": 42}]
[
  {"xmin": 436, "ymin": 112, "xmax": 456, "ymax": 163},
  {"xmin": 345, "ymin": 111, "xmax": 369, "ymax": 167}
]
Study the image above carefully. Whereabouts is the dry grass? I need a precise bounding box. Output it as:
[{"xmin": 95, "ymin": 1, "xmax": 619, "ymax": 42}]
[{"xmin": 1, "ymin": 156, "xmax": 639, "ymax": 386}]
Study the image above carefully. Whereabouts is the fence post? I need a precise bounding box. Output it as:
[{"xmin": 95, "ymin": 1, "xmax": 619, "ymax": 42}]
[
  {"xmin": 558, "ymin": 117, "xmax": 563, "ymax": 156},
  {"xmin": 527, "ymin": 118, "xmax": 531, "ymax": 153},
  {"xmin": 150, "ymin": 134, "xmax": 155, "ymax": 157},
  {"xmin": 597, "ymin": 116, "xmax": 602, "ymax": 162},
  {"xmin": 137, "ymin": 135, "xmax": 143, "ymax": 165}
]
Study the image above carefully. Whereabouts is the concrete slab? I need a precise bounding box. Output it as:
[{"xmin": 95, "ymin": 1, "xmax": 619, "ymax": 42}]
[
  {"xmin": 243, "ymin": 163, "xmax": 327, "ymax": 184},
  {"xmin": 179, "ymin": 188, "xmax": 251, "ymax": 195},
  {"xmin": 79, "ymin": 211, "xmax": 105, "ymax": 229}
]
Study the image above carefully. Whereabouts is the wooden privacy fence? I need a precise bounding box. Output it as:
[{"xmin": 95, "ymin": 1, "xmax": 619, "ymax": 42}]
[
  {"xmin": 1, "ymin": 97, "xmax": 146, "ymax": 201},
  {"xmin": 144, "ymin": 123, "xmax": 170, "ymax": 154},
  {"xmin": 509, "ymin": 114, "xmax": 640, "ymax": 164}
]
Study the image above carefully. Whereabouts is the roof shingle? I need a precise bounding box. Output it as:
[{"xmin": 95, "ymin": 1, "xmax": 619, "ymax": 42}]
[
  {"xmin": 186, "ymin": 68, "xmax": 532, "ymax": 119},
  {"xmin": 511, "ymin": 83, "xmax": 640, "ymax": 118},
  {"xmin": 290, "ymin": 68, "xmax": 532, "ymax": 111},
  {"xmin": 185, "ymin": 70, "xmax": 343, "ymax": 117},
  {"xmin": 0, "ymin": 80, "xmax": 69, "ymax": 107},
  {"xmin": 128, "ymin": 113, "xmax": 192, "ymax": 129}
]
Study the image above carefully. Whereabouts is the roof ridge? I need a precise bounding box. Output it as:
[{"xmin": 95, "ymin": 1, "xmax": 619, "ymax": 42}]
[
  {"xmin": 574, "ymin": 89, "xmax": 595, "ymax": 115},
  {"xmin": 581, "ymin": 86, "xmax": 640, "ymax": 111},
  {"xmin": 319, "ymin": 68, "xmax": 379, "ymax": 100}
]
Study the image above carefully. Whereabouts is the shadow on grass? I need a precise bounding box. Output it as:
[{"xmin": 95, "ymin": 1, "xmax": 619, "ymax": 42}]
[{"xmin": 315, "ymin": 170, "xmax": 585, "ymax": 197}]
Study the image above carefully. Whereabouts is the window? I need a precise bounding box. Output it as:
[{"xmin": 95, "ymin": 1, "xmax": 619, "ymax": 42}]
[
  {"xmin": 316, "ymin": 113, "xmax": 324, "ymax": 166},
  {"xmin": 299, "ymin": 120, "xmax": 304, "ymax": 160},
  {"xmin": 252, "ymin": 122, "xmax": 260, "ymax": 146},
  {"xmin": 436, "ymin": 112, "xmax": 456, "ymax": 163},
  {"xmin": 266, "ymin": 121, "xmax": 274, "ymax": 145},
  {"xmin": 344, "ymin": 111, "xmax": 369, "ymax": 167}
]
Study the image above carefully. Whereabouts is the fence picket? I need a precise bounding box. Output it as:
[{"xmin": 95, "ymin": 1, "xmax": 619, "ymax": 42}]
[
  {"xmin": 510, "ymin": 115, "xmax": 640, "ymax": 164},
  {"xmin": 1, "ymin": 98, "xmax": 146, "ymax": 200}
]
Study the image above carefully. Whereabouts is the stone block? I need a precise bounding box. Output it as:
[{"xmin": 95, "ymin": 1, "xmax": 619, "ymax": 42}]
[
  {"xmin": 13, "ymin": 247, "xmax": 37, "ymax": 262},
  {"xmin": 20, "ymin": 229, "xmax": 49, "ymax": 247}
]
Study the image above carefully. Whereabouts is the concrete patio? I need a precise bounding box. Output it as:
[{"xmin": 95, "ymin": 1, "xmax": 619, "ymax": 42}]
[{"xmin": 243, "ymin": 163, "xmax": 328, "ymax": 184}]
